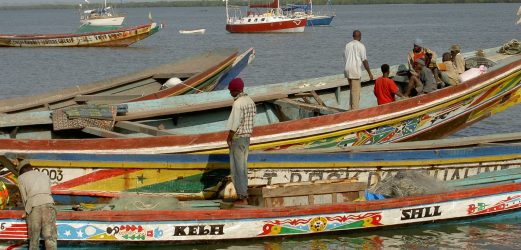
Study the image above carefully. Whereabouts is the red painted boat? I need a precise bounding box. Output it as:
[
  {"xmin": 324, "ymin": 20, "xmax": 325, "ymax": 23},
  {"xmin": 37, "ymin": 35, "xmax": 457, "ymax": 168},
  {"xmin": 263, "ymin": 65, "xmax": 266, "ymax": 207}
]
[{"xmin": 225, "ymin": 0, "xmax": 307, "ymax": 33}]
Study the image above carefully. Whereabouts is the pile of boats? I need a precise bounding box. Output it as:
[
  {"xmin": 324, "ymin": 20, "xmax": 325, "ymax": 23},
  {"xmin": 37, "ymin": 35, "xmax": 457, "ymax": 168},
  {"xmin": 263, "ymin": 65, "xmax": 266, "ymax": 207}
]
[{"xmin": 0, "ymin": 41, "xmax": 520, "ymax": 246}]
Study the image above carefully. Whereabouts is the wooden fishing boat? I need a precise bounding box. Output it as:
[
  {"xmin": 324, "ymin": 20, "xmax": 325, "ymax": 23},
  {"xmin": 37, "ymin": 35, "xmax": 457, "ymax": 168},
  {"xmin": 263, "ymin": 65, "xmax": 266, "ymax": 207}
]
[
  {"xmin": 0, "ymin": 132, "xmax": 519, "ymax": 202},
  {"xmin": 0, "ymin": 22, "xmax": 161, "ymax": 47},
  {"xmin": 1, "ymin": 168, "xmax": 521, "ymax": 246},
  {"xmin": 225, "ymin": 0, "xmax": 307, "ymax": 33},
  {"xmin": 0, "ymin": 45, "xmax": 518, "ymax": 153},
  {"xmin": 0, "ymin": 48, "xmax": 252, "ymax": 114}
]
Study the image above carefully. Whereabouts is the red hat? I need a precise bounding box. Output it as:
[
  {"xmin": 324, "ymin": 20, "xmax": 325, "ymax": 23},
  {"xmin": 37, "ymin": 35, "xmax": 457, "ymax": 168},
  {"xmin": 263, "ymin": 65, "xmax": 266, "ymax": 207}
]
[{"xmin": 228, "ymin": 78, "xmax": 244, "ymax": 91}]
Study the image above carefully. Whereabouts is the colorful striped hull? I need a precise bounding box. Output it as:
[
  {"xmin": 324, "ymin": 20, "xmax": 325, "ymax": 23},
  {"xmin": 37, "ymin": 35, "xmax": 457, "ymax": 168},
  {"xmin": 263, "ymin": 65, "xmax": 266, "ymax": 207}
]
[
  {"xmin": 0, "ymin": 23, "xmax": 162, "ymax": 47},
  {"xmin": 2, "ymin": 143, "xmax": 520, "ymax": 201},
  {"xmin": 0, "ymin": 182, "xmax": 521, "ymax": 244},
  {"xmin": 0, "ymin": 56, "xmax": 519, "ymax": 155}
]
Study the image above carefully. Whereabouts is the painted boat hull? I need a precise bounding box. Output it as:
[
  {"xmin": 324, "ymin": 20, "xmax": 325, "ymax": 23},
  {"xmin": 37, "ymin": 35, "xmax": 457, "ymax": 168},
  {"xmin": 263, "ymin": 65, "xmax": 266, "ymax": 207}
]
[
  {"xmin": 226, "ymin": 17, "xmax": 307, "ymax": 33},
  {"xmin": 1, "ymin": 139, "xmax": 520, "ymax": 201},
  {"xmin": 0, "ymin": 182, "xmax": 521, "ymax": 245},
  {"xmin": 0, "ymin": 47, "xmax": 518, "ymax": 153},
  {"xmin": 0, "ymin": 23, "xmax": 161, "ymax": 47},
  {"xmin": 307, "ymin": 15, "xmax": 334, "ymax": 26},
  {"xmin": 0, "ymin": 48, "xmax": 244, "ymax": 114}
]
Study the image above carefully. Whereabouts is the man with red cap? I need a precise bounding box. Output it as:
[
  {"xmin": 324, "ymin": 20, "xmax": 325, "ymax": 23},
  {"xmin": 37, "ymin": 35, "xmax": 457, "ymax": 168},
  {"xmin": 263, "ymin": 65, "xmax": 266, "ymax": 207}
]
[{"xmin": 225, "ymin": 78, "xmax": 256, "ymax": 205}]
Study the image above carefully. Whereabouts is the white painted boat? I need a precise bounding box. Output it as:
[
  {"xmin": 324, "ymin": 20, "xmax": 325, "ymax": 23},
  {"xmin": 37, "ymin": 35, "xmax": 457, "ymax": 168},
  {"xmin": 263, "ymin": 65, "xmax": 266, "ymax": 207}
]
[
  {"xmin": 79, "ymin": 0, "xmax": 126, "ymax": 26},
  {"xmin": 179, "ymin": 29, "xmax": 206, "ymax": 34}
]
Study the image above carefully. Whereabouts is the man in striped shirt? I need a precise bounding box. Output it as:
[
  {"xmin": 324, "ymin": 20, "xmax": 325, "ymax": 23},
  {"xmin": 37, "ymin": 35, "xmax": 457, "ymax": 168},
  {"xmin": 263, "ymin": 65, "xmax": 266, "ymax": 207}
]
[{"xmin": 226, "ymin": 78, "xmax": 256, "ymax": 205}]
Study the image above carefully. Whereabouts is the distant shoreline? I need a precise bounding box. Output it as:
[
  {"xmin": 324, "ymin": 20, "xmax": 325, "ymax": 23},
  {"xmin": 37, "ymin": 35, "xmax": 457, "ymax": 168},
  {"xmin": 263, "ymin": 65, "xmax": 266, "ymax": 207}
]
[{"xmin": 0, "ymin": 0, "xmax": 518, "ymax": 10}]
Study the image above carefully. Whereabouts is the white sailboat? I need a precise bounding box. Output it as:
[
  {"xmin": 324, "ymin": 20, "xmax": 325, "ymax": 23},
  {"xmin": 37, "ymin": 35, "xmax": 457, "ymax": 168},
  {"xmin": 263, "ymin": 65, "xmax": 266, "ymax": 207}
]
[{"xmin": 80, "ymin": 0, "xmax": 126, "ymax": 26}]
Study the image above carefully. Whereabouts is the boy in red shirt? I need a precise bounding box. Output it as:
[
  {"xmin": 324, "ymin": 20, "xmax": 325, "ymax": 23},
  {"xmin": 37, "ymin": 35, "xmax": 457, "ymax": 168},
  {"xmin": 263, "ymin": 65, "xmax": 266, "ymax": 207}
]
[{"xmin": 374, "ymin": 64, "xmax": 407, "ymax": 105}]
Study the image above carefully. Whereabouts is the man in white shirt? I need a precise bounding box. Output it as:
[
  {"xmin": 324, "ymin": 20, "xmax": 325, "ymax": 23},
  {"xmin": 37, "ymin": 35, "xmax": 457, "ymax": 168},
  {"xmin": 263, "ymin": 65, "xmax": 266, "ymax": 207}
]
[
  {"xmin": 225, "ymin": 78, "xmax": 256, "ymax": 205},
  {"xmin": 17, "ymin": 161, "xmax": 57, "ymax": 250},
  {"xmin": 450, "ymin": 44, "xmax": 466, "ymax": 74},
  {"xmin": 344, "ymin": 30, "xmax": 373, "ymax": 110}
]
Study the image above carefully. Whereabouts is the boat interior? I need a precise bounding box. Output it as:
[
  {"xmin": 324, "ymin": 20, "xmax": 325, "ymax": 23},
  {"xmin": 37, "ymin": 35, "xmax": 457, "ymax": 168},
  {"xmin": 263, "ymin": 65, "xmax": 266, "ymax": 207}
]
[{"xmin": 0, "ymin": 46, "xmax": 517, "ymax": 140}]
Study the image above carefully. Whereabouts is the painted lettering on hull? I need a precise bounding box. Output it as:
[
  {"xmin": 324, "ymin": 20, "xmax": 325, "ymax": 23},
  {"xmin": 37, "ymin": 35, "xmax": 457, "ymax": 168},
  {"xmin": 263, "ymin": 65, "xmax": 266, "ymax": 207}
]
[
  {"xmin": 401, "ymin": 206, "xmax": 442, "ymax": 220},
  {"xmin": 173, "ymin": 224, "xmax": 224, "ymax": 236}
]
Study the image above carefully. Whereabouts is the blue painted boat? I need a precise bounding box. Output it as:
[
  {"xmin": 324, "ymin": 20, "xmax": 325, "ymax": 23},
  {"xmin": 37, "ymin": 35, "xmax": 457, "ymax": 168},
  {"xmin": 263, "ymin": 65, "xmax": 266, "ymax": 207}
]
[
  {"xmin": 307, "ymin": 14, "xmax": 335, "ymax": 26},
  {"xmin": 0, "ymin": 132, "xmax": 520, "ymax": 202},
  {"xmin": 283, "ymin": 0, "xmax": 335, "ymax": 26}
]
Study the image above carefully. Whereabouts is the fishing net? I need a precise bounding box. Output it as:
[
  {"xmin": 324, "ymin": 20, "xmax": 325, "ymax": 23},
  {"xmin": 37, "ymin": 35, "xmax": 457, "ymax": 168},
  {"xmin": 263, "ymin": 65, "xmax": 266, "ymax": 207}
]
[
  {"xmin": 75, "ymin": 194, "xmax": 182, "ymax": 211},
  {"xmin": 498, "ymin": 39, "xmax": 521, "ymax": 55},
  {"xmin": 107, "ymin": 195, "xmax": 182, "ymax": 211},
  {"xmin": 369, "ymin": 170, "xmax": 453, "ymax": 198},
  {"xmin": 465, "ymin": 49, "xmax": 496, "ymax": 69}
]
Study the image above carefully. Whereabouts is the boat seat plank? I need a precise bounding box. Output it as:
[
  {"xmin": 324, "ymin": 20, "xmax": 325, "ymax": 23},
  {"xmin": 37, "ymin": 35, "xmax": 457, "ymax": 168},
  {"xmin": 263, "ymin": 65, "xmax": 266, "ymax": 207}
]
[
  {"xmin": 310, "ymin": 91, "xmax": 326, "ymax": 106},
  {"xmin": 115, "ymin": 121, "xmax": 175, "ymax": 136},
  {"xmin": 82, "ymin": 127, "xmax": 129, "ymax": 138},
  {"xmin": 273, "ymin": 98, "xmax": 346, "ymax": 115},
  {"xmin": 116, "ymin": 93, "xmax": 288, "ymax": 121},
  {"xmin": 47, "ymin": 100, "xmax": 81, "ymax": 111}
]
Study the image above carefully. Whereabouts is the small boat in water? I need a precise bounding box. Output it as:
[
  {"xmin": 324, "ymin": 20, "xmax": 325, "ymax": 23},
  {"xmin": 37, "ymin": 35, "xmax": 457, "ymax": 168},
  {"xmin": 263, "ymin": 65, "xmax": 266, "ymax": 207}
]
[
  {"xmin": 0, "ymin": 22, "xmax": 161, "ymax": 47},
  {"xmin": 225, "ymin": 0, "xmax": 307, "ymax": 33},
  {"xmin": 179, "ymin": 29, "xmax": 206, "ymax": 34},
  {"xmin": 79, "ymin": 0, "xmax": 126, "ymax": 26},
  {"xmin": 283, "ymin": 0, "xmax": 335, "ymax": 26}
]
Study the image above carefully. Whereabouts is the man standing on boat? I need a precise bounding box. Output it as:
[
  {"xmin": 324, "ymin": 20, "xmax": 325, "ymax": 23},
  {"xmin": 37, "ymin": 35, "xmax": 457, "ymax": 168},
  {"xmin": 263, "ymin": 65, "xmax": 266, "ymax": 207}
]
[
  {"xmin": 16, "ymin": 161, "xmax": 57, "ymax": 250},
  {"xmin": 344, "ymin": 30, "xmax": 373, "ymax": 110},
  {"xmin": 226, "ymin": 78, "xmax": 256, "ymax": 205}
]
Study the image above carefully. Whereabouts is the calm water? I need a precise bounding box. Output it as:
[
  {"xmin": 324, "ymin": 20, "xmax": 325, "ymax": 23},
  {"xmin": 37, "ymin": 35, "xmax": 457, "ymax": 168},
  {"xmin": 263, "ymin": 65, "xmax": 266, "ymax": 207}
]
[{"xmin": 1, "ymin": 3, "xmax": 521, "ymax": 249}]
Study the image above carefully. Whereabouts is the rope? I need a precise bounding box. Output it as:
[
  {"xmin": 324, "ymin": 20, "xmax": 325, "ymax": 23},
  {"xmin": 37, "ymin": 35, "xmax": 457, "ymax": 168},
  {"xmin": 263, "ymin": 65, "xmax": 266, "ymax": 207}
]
[
  {"xmin": 130, "ymin": 200, "xmax": 161, "ymax": 210},
  {"xmin": 498, "ymin": 39, "xmax": 521, "ymax": 55}
]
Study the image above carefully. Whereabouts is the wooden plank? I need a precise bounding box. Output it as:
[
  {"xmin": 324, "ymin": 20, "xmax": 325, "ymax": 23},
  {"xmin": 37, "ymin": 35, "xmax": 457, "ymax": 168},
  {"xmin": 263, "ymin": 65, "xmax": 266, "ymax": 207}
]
[
  {"xmin": 81, "ymin": 127, "xmax": 130, "ymax": 138},
  {"xmin": 262, "ymin": 182, "xmax": 366, "ymax": 198},
  {"xmin": 116, "ymin": 93, "xmax": 288, "ymax": 121},
  {"xmin": 272, "ymin": 98, "xmax": 345, "ymax": 114},
  {"xmin": 0, "ymin": 155, "xmax": 17, "ymax": 175},
  {"xmin": 310, "ymin": 91, "xmax": 326, "ymax": 106},
  {"xmin": 115, "ymin": 121, "xmax": 175, "ymax": 136},
  {"xmin": 74, "ymin": 95, "xmax": 144, "ymax": 103},
  {"xmin": 154, "ymin": 72, "xmax": 196, "ymax": 79}
]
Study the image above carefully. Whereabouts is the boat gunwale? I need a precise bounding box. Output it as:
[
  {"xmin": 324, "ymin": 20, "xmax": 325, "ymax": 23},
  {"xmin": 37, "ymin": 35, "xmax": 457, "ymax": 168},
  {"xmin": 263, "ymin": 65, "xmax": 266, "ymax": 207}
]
[{"xmin": 0, "ymin": 181, "xmax": 519, "ymax": 222}]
